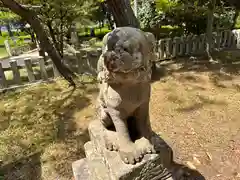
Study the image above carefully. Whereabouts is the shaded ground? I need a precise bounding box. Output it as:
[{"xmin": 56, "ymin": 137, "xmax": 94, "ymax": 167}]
[
  {"xmin": 0, "ymin": 76, "xmax": 98, "ymax": 180},
  {"xmin": 151, "ymin": 50, "xmax": 240, "ymax": 180},
  {"xmin": 0, "ymin": 50, "xmax": 240, "ymax": 179}
]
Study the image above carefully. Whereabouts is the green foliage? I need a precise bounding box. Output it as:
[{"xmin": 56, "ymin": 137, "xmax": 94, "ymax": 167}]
[
  {"xmin": 157, "ymin": 0, "xmax": 236, "ymax": 35},
  {"xmin": 0, "ymin": 11, "xmax": 20, "ymax": 25},
  {"xmin": 78, "ymin": 26, "xmax": 111, "ymax": 39},
  {"xmin": 155, "ymin": 0, "xmax": 177, "ymax": 12},
  {"xmin": 18, "ymin": 0, "xmax": 100, "ymax": 55},
  {"xmin": 0, "ymin": 35, "xmax": 31, "ymax": 46},
  {"xmin": 138, "ymin": 0, "xmax": 160, "ymax": 29}
]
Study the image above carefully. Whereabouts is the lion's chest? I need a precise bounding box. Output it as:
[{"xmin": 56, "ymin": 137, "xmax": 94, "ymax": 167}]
[{"xmin": 103, "ymin": 83, "xmax": 150, "ymax": 111}]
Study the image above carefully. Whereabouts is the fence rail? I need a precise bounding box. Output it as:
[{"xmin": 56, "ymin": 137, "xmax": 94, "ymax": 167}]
[
  {"xmin": 156, "ymin": 29, "xmax": 240, "ymax": 60},
  {"xmin": 1, "ymin": 29, "xmax": 240, "ymax": 91},
  {"xmin": 0, "ymin": 49, "xmax": 101, "ymax": 90}
]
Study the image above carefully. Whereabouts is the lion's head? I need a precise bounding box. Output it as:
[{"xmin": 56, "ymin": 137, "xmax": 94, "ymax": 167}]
[{"xmin": 102, "ymin": 27, "xmax": 155, "ymax": 74}]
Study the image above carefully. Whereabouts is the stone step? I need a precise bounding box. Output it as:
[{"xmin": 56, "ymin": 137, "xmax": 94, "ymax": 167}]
[
  {"xmin": 84, "ymin": 141, "xmax": 111, "ymax": 180},
  {"xmin": 72, "ymin": 159, "xmax": 90, "ymax": 180},
  {"xmin": 88, "ymin": 120, "xmax": 174, "ymax": 180}
]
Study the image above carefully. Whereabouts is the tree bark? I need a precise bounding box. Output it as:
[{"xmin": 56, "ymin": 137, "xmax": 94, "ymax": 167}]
[
  {"xmin": 46, "ymin": 21, "xmax": 61, "ymax": 54},
  {"xmin": 134, "ymin": 0, "xmax": 138, "ymax": 18},
  {"xmin": 1, "ymin": 0, "xmax": 76, "ymax": 86},
  {"xmin": 206, "ymin": 0, "xmax": 216, "ymax": 61},
  {"xmin": 106, "ymin": 0, "xmax": 140, "ymax": 28}
]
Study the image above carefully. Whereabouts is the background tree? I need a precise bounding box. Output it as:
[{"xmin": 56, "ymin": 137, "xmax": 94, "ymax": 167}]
[
  {"xmin": 0, "ymin": 11, "xmax": 20, "ymax": 37},
  {"xmin": 105, "ymin": 0, "xmax": 140, "ymax": 28},
  {"xmin": 206, "ymin": 0, "xmax": 217, "ymax": 60},
  {"xmin": 138, "ymin": 0, "xmax": 159, "ymax": 30},
  {"xmin": 1, "ymin": 0, "xmax": 76, "ymax": 86}
]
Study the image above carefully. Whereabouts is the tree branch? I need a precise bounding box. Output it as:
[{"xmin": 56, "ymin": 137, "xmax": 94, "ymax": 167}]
[{"xmin": 1, "ymin": 0, "xmax": 76, "ymax": 86}]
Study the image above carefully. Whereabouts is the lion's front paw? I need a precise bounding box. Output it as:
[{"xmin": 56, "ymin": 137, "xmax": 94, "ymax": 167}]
[
  {"xmin": 103, "ymin": 130, "xmax": 119, "ymax": 151},
  {"xmin": 119, "ymin": 142, "xmax": 143, "ymax": 165},
  {"xmin": 135, "ymin": 137, "xmax": 156, "ymax": 156}
]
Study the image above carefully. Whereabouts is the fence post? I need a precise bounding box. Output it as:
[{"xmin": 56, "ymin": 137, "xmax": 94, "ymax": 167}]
[
  {"xmin": 10, "ymin": 60, "xmax": 21, "ymax": 85},
  {"xmin": 226, "ymin": 30, "xmax": 232, "ymax": 48},
  {"xmin": 86, "ymin": 51, "xmax": 97, "ymax": 75},
  {"xmin": 0, "ymin": 62, "xmax": 7, "ymax": 88},
  {"xmin": 4, "ymin": 40, "xmax": 12, "ymax": 57},
  {"xmin": 165, "ymin": 38, "xmax": 172, "ymax": 59},
  {"xmin": 158, "ymin": 40, "xmax": 165, "ymax": 60},
  {"xmin": 185, "ymin": 35, "xmax": 192, "ymax": 55},
  {"xmin": 53, "ymin": 63, "xmax": 61, "ymax": 77},
  {"xmin": 222, "ymin": 30, "xmax": 228, "ymax": 48},
  {"xmin": 215, "ymin": 32, "xmax": 221, "ymax": 50},
  {"xmin": 179, "ymin": 36, "xmax": 185, "ymax": 56},
  {"xmin": 199, "ymin": 34, "xmax": 206, "ymax": 53},
  {"xmin": 192, "ymin": 35, "xmax": 198, "ymax": 54},
  {"xmin": 172, "ymin": 37, "xmax": 180, "ymax": 58},
  {"xmin": 76, "ymin": 51, "xmax": 82, "ymax": 74},
  {"xmin": 39, "ymin": 57, "xmax": 48, "ymax": 80},
  {"xmin": 24, "ymin": 58, "xmax": 35, "ymax": 82}
]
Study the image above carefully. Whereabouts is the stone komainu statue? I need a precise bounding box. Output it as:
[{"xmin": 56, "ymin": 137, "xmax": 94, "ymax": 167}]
[{"xmin": 96, "ymin": 27, "xmax": 157, "ymax": 165}]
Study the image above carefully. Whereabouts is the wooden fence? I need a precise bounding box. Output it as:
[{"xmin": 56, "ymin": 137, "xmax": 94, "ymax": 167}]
[
  {"xmin": 0, "ymin": 49, "xmax": 101, "ymax": 90},
  {"xmin": 1, "ymin": 29, "xmax": 240, "ymax": 91},
  {"xmin": 157, "ymin": 29, "xmax": 240, "ymax": 60}
]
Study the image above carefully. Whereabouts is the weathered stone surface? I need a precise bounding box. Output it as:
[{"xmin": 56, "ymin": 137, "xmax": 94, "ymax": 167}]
[
  {"xmin": 88, "ymin": 120, "xmax": 174, "ymax": 180},
  {"xmin": 84, "ymin": 141, "xmax": 111, "ymax": 180},
  {"xmin": 72, "ymin": 159, "xmax": 90, "ymax": 180}
]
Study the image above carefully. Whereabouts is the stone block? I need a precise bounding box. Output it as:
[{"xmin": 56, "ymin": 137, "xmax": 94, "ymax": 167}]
[
  {"xmin": 88, "ymin": 120, "xmax": 174, "ymax": 180},
  {"xmin": 72, "ymin": 159, "xmax": 90, "ymax": 180},
  {"xmin": 84, "ymin": 141, "xmax": 111, "ymax": 180}
]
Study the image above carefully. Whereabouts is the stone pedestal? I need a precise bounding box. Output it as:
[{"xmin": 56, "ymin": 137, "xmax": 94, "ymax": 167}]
[{"xmin": 72, "ymin": 120, "xmax": 175, "ymax": 180}]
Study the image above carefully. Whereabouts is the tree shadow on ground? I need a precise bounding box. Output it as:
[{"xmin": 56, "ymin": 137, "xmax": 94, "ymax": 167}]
[
  {"xmin": 0, "ymin": 152, "xmax": 42, "ymax": 180},
  {"xmin": 176, "ymin": 94, "xmax": 227, "ymax": 112},
  {"xmin": 0, "ymin": 81, "xmax": 98, "ymax": 179},
  {"xmin": 152, "ymin": 50, "xmax": 240, "ymax": 83},
  {"xmin": 151, "ymin": 132, "xmax": 206, "ymax": 180}
]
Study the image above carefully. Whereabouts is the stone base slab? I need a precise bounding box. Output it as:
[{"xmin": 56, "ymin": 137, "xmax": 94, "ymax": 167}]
[{"xmin": 72, "ymin": 120, "xmax": 175, "ymax": 180}]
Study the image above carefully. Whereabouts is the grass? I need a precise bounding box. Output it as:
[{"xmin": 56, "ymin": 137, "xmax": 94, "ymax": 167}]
[
  {"xmin": 0, "ymin": 50, "xmax": 240, "ymax": 179},
  {"xmin": 0, "ymin": 76, "xmax": 98, "ymax": 179},
  {"xmin": 78, "ymin": 26, "xmax": 111, "ymax": 37},
  {"xmin": 0, "ymin": 34, "xmax": 32, "ymax": 59},
  {"xmin": 0, "ymin": 35, "xmax": 31, "ymax": 47},
  {"xmin": 0, "ymin": 47, "xmax": 8, "ymax": 59}
]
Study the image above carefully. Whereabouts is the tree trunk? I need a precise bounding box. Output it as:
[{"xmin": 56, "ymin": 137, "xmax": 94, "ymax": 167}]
[
  {"xmin": 106, "ymin": 0, "xmax": 140, "ymax": 28},
  {"xmin": 1, "ymin": 0, "xmax": 76, "ymax": 86},
  {"xmin": 46, "ymin": 21, "xmax": 61, "ymax": 55},
  {"xmin": 206, "ymin": 0, "xmax": 216, "ymax": 61},
  {"xmin": 134, "ymin": 0, "xmax": 138, "ymax": 18},
  {"xmin": 59, "ymin": 4, "xmax": 64, "ymax": 58}
]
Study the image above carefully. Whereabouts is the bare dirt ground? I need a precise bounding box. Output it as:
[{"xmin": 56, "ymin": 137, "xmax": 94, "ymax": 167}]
[{"xmin": 0, "ymin": 50, "xmax": 240, "ymax": 180}]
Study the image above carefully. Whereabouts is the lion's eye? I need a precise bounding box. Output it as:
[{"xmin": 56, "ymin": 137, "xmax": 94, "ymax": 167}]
[{"xmin": 123, "ymin": 48, "xmax": 128, "ymax": 52}]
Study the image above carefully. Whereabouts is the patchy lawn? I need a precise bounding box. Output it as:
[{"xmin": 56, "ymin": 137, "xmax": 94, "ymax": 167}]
[
  {"xmin": 0, "ymin": 50, "xmax": 240, "ymax": 180},
  {"xmin": 0, "ymin": 47, "xmax": 8, "ymax": 59},
  {"xmin": 0, "ymin": 76, "xmax": 98, "ymax": 180}
]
